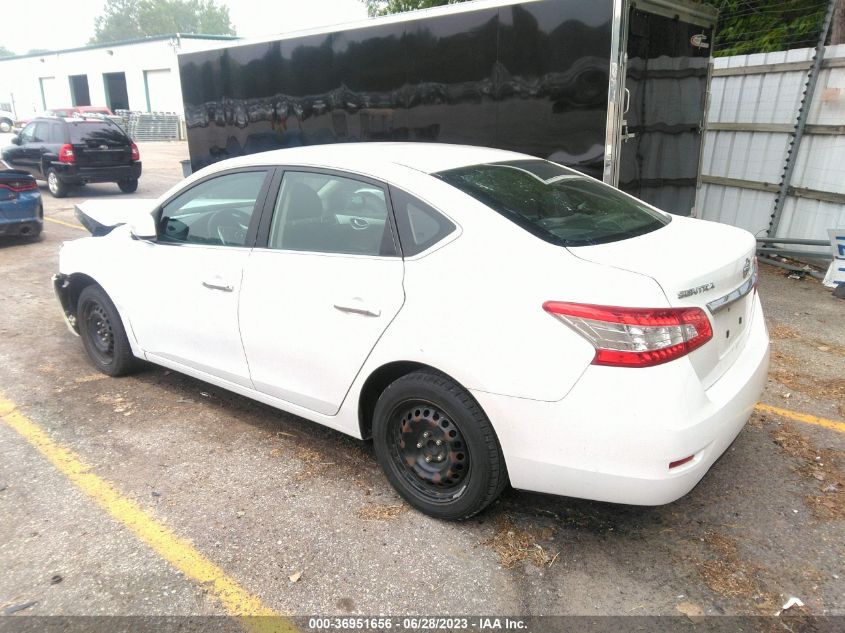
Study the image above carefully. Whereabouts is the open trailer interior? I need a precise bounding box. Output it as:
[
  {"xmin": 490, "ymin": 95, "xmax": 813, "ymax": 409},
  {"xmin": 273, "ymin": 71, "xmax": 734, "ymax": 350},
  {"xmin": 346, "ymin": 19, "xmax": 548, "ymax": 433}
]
[{"xmin": 178, "ymin": 0, "xmax": 717, "ymax": 216}]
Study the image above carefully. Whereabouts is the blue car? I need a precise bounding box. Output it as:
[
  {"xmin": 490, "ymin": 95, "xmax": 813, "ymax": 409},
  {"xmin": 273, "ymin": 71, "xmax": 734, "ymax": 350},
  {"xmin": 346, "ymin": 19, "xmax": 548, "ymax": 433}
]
[{"xmin": 0, "ymin": 170, "xmax": 43, "ymax": 238}]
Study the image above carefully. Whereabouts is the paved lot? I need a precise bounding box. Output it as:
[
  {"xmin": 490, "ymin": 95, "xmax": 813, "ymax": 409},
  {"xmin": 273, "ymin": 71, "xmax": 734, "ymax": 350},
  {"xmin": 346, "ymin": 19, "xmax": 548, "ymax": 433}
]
[{"xmin": 0, "ymin": 141, "xmax": 843, "ymax": 622}]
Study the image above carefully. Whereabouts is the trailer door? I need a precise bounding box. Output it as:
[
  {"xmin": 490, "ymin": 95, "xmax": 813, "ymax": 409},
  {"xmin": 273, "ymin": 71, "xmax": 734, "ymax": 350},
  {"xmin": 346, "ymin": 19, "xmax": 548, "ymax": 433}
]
[{"xmin": 617, "ymin": 0, "xmax": 715, "ymax": 216}]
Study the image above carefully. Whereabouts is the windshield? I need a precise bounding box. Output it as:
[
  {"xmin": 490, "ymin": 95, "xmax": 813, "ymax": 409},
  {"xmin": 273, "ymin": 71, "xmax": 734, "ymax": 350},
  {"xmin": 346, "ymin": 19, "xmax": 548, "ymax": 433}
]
[{"xmin": 434, "ymin": 160, "xmax": 670, "ymax": 246}]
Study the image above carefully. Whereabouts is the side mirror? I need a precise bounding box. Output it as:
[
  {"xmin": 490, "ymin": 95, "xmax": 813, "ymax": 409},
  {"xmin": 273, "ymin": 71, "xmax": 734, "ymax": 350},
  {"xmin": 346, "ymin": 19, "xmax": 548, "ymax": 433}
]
[
  {"xmin": 11, "ymin": 135, "xmax": 21, "ymax": 145},
  {"xmin": 129, "ymin": 214, "xmax": 157, "ymax": 240}
]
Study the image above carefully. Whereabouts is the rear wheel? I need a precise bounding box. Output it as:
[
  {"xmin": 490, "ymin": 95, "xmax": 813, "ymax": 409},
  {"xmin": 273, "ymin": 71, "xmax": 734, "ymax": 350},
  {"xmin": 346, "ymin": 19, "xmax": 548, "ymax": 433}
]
[
  {"xmin": 117, "ymin": 178, "xmax": 138, "ymax": 193},
  {"xmin": 47, "ymin": 169, "xmax": 68, "ymax": 198},
  {"xmin": 0, "ymin": 119, "xmax": 11, "ymax": 133},
  {"xmin": 372, "ymin": 370, "xmax": 507, "ymax": 520},
  {"xmin": 77, "ymin": 285, "xmax": 140, "ymax": 376}
]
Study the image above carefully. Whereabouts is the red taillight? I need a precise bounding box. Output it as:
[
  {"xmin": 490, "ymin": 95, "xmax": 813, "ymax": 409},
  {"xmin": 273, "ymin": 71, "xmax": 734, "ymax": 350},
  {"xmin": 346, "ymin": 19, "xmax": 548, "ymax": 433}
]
[
  {"xmin": 542, "ymin": 302, "xmax": 713, "ymax": 368},
  {"xmin": 59, "ymin": 144, "xmax": 75, "ymax": 163},
  {"xmin": 0, "ymin": 180, "xmax": 38, "ymax": 192},
  {"xmin": 130, "ymin": 143, "xmax": 140, "ymax": 161}
]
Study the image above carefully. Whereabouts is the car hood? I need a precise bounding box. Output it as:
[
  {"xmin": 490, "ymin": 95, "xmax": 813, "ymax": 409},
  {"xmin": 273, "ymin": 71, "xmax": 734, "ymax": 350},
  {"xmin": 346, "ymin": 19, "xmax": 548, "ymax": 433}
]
[{"xmin": 75, "ymin": 199, "xmax": 157, "ymax": 236}]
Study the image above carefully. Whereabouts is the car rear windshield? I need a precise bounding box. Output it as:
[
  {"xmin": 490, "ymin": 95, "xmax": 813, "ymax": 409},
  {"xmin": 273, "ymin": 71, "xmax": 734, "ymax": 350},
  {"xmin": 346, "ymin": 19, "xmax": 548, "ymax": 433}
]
[
  {"xmin": 434, "ymin": 159, "xmax": 670, "ymax": 247},
  {"xmin": 68, "ymin": 121, "xmax": 128, "ymax": 145}
]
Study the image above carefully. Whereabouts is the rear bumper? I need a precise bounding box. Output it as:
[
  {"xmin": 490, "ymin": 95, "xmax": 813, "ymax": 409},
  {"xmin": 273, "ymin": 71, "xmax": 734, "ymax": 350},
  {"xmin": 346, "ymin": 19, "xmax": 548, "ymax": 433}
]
[
  {"xmin": 473, "ymin": 294, "xmax": 770, "ymax": 505},
  {"xmin": 0, "ymin": 192, "xmax": 44, "ymax": 236},
  {"xmin": 53, "ymin": 162, "xmax": 142, "ymax": 184},
  {"xmin": 0, "ymin": 213, "xmax": 43, "ymax": 236}
]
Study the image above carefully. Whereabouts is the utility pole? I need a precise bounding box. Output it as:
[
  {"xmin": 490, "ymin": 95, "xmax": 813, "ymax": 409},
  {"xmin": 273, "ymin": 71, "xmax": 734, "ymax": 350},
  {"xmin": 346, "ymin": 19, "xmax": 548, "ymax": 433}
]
[{"xmin": 833, "ymin": 0, "xmax": 845, "ymax": 45}]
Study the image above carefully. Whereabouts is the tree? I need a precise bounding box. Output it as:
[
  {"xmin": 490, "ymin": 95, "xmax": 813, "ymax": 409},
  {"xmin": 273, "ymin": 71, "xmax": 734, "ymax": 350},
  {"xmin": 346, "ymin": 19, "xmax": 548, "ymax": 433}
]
[
  {"xmin": 364, "ymin": 0, "xmax": 843, "ymax": 53},
  {"xmin": 91, "ymin": 0, "xmax": 235, "ymax": 45},
  {"xmin": 715, "ymin": 0, "xmax": 833, "ymax": 56},
  {"xmin": 362, "ymin": 0, "xmax": 469, "ymax": 18},
  {"xmin": 0, "ymin": 46, "xmax": 14, "ymax": 57}
]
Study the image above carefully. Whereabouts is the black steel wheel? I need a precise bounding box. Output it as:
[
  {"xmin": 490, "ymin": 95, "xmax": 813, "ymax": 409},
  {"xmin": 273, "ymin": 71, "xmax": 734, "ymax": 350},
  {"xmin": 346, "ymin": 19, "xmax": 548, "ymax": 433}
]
[
  {"xmin": 388, "ymin": 401, "xmax": 471, "ymax": 502},
  {"xmin": 82, "ymin": 300, "xmax": 115, "ymax": 365},
  {"xmin": 373, "ymin": 370, "xmax": 507, "ymax": 520},
  {"xmin": 77, "ymin": 285, "xmax": 140, "ymax": 377}
]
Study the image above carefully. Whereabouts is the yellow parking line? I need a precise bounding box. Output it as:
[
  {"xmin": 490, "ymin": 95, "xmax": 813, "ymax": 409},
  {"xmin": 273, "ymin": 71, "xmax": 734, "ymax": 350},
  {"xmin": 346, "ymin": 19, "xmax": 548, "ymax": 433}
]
[
  {"xmin": 45, "ymin": 216, "xmax": 86, "ymax": 231},
  {"xmin": 755, "ymin": 403, "xmax": 845, "ymax": 434},
  {"xmin": 0, "ymin": 394, "xmax": 296, "ymax": 632}
]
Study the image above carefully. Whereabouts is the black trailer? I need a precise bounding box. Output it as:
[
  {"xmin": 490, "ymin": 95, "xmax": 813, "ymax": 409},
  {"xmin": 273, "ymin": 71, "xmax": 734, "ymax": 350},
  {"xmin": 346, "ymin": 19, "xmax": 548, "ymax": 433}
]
[{"xmin": 178, "ymin": 0, "xmax": 717, "ymax": 216}]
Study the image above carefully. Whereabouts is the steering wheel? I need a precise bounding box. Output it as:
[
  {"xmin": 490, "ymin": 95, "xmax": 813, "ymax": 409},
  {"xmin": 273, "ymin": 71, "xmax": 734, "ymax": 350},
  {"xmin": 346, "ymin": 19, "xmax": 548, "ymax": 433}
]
[{"xmin": 210, "ymin": 208, "xmax": 252, "ymax": 246}]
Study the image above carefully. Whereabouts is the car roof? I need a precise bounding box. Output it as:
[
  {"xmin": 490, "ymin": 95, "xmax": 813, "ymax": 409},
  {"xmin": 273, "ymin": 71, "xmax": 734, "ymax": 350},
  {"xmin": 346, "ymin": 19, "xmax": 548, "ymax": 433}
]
[
  {"xmin": 33, "ymin": 116, "xmax": 112, "ymax": 123},
  {"xmin": 218, "ymin": 142, "xmax": 532, "ymax": 175}
]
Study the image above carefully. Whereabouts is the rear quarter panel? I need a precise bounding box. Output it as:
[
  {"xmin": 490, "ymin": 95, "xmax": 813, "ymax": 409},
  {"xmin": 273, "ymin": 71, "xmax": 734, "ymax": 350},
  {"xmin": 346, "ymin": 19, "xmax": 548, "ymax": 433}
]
[{"xmin": 362, "ymin": 173, "xmax": 672, "ymax": 402}]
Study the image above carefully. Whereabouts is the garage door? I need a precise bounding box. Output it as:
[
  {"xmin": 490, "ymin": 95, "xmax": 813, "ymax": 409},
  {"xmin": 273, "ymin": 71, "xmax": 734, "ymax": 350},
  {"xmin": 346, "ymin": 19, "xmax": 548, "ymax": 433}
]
[
  {"xmin": 144, "ymin": 69, "xmax": 178, "ymax": 112},
  {"xmin": 39, "ymin": 77, "xmax": 61, "ymax": 109}
]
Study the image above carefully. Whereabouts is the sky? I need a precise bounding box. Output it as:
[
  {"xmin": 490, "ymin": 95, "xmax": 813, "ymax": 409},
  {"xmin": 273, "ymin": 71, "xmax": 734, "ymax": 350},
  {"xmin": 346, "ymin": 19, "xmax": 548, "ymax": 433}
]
[{"xmin": 1, "ymin": 0, "xmax": 370, "ymax": 55}]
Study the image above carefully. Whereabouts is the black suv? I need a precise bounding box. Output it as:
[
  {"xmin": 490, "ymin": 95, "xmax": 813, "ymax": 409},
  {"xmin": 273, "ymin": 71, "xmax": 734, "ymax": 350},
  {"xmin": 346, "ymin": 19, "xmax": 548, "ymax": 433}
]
[{"xmin": 2, "ymin": 116, "xmax": 142, "ymax": 198}]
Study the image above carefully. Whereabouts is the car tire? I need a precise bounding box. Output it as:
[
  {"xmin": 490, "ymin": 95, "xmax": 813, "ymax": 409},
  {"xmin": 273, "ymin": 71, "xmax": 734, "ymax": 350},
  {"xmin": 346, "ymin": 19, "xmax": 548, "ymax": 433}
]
[
  {"xmin": 117, "ymin": 178, "xmax": 139, "ymax": 193},
  {"xmin": 47, "ymin": 169, "xmax": 68, "ymax": 198},
  {"xmin": 372, "ymin": 370, "xmax": 508, "ymax": 520},
  {"xmin": 77, "ymin": 285, "xmax": 140, "ymax": 377},
  {"xmin": 0, "ymin": 119, "xmax": 11, "ymax": 133}
]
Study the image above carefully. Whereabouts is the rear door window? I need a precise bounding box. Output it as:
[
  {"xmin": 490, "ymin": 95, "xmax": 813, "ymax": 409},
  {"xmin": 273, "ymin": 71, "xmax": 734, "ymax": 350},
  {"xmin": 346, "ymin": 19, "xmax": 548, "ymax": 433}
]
[
  {"xmin": 48, "ymin": 122, "xmax": 64, "ymax": 144},
  {"xmin": 267, "ymin": 171, "xmax": 397, "ymax": 256},
  {"xmin": 435, "ymin": 159, "xmax": 670, "ymax": 247},
  {"xmin": 68, "ymin": 121, "xmax": 128, "ymax": 145}
]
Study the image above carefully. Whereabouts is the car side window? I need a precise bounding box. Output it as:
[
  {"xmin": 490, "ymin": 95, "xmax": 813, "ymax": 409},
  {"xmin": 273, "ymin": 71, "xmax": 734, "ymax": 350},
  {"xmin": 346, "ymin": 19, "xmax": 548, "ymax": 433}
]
[
  {"xmin": 19, "ymin": 123, "xmax": 35, "ymax": 144},
  {"xmin": 48, "ymin": 123, "xmax": 64, "ymax": 144},
  {"xmin": 32, "ymin": 123, "xmax": 48, "ymax": 143},
  {"xmin": 267, "ymin": 171, "xmax": 397, "ymax": 256},
  {"xmin": 158, "ymin": 170, "xmax": 268, "ymax": 247},
  {"xmin": 389, "ymin": 187, "xmax": 456, "ymax": 256}
]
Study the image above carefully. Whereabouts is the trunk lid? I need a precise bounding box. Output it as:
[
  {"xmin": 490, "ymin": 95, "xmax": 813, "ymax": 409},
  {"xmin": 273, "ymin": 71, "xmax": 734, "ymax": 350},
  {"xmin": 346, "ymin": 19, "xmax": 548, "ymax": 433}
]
[{"xmin": 568, "ymin": 216, "xmax": 758, "ymax": 388}]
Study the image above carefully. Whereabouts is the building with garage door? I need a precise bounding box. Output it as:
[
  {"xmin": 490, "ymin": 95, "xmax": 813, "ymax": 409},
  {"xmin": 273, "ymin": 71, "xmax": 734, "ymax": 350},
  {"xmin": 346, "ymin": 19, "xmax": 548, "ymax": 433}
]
[{"xmin": 0, "ymin": 34, "xmax": 237, "ymax": 122}]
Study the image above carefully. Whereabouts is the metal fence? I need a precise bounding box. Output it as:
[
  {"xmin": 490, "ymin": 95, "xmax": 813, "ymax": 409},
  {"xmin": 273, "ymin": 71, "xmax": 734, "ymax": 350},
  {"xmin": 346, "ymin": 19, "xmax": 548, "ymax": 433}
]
[
  {"xmin": 697, "ymin": 43, "xmax": 845, "ymax": 250},
  {"xmin": 113, "ymin": 110, "xmax": 182, "ymax": 142}
]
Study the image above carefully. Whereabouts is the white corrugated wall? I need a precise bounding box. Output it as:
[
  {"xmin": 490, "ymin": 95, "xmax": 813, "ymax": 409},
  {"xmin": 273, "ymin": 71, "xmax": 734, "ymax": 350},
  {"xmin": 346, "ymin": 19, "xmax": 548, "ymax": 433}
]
[{"xmin": 696, "ymin": 43, "xmax": 845, "ymax": 242}]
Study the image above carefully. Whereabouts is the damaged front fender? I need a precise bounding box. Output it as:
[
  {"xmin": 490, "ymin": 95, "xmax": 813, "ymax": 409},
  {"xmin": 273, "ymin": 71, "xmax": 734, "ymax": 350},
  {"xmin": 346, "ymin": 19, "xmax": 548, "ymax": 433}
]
[{"xmin": 52, "ymin": 273, "xmax": 79, "ymax": 336}]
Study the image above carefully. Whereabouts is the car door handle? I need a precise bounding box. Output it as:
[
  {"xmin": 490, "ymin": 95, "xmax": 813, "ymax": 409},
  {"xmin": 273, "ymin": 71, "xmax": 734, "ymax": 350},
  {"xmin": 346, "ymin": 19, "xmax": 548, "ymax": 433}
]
[
  {"xmin": 333, "ymin": 301, "xmax": 381, "ymax": 317},
  {"xmin": 202, "ymin": 280, "xmax": 234, "ymax": 292}
]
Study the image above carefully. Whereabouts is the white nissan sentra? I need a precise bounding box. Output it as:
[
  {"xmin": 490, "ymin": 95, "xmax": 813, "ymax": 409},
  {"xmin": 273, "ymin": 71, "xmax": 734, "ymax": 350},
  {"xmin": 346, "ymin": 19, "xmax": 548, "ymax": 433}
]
[{"xmin": 54, "ymin": 143, "xmax": 770, "ymax": 520}]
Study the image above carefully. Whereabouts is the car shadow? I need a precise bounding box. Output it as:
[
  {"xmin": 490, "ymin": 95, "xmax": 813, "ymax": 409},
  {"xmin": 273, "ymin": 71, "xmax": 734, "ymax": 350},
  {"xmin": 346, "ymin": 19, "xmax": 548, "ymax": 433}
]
[
  {"xmin": 115, "ymin": 361, "xmax": 675, "ymax": 533},
  {"xmin": 0, "ymin": 234, "xmax": 43, "ymax": 248}
]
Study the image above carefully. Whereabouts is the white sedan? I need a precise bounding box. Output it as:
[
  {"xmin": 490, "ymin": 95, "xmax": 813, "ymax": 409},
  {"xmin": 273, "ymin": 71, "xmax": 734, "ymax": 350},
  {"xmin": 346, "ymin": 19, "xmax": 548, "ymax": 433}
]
[{"xmin": 54, "ymin": 143, "xmax": 769, "ymax": 520}]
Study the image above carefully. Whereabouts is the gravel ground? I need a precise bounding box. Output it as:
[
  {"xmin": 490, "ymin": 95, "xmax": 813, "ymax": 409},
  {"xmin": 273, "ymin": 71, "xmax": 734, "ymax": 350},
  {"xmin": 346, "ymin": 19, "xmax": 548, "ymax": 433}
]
[{"xmin": 0, "ymin": 141, "xmax": 842, "ymax": 621}]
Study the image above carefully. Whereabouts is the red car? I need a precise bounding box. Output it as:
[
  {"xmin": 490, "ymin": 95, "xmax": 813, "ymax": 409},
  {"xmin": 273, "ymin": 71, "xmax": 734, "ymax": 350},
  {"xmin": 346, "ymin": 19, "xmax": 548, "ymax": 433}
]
[{"xmin": 15, "ymin": 106, "xmax": 113, "ymax": 130}]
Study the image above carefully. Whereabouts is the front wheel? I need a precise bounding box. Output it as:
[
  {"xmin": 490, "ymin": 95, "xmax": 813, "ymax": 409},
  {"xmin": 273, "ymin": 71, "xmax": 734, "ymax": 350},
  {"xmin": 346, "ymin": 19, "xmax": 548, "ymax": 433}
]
[
  {"xmin": 117, "ymin": 178, "xmax": 138, "ymax": 193},
  {"xmin": 0, "ymin": 119, "xmax": 11, "ymax": 133},
  {"xmin": 77, "ymin": 285, "xmax": 140, "ymax": 376},
  {"xmin": 47, "ymin": 169, "xmax": 68, "ymax": 198},
  {"xmin": 372, "ymin": 370, "xmax": 508, "ymax": 520}
]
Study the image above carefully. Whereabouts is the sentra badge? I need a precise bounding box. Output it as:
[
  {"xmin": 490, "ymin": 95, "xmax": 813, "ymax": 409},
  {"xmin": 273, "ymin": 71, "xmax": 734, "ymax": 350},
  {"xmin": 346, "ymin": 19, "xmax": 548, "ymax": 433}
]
[{"xmin": 678, "ymin": 282, "xmax": 715, "ymax": 299}]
